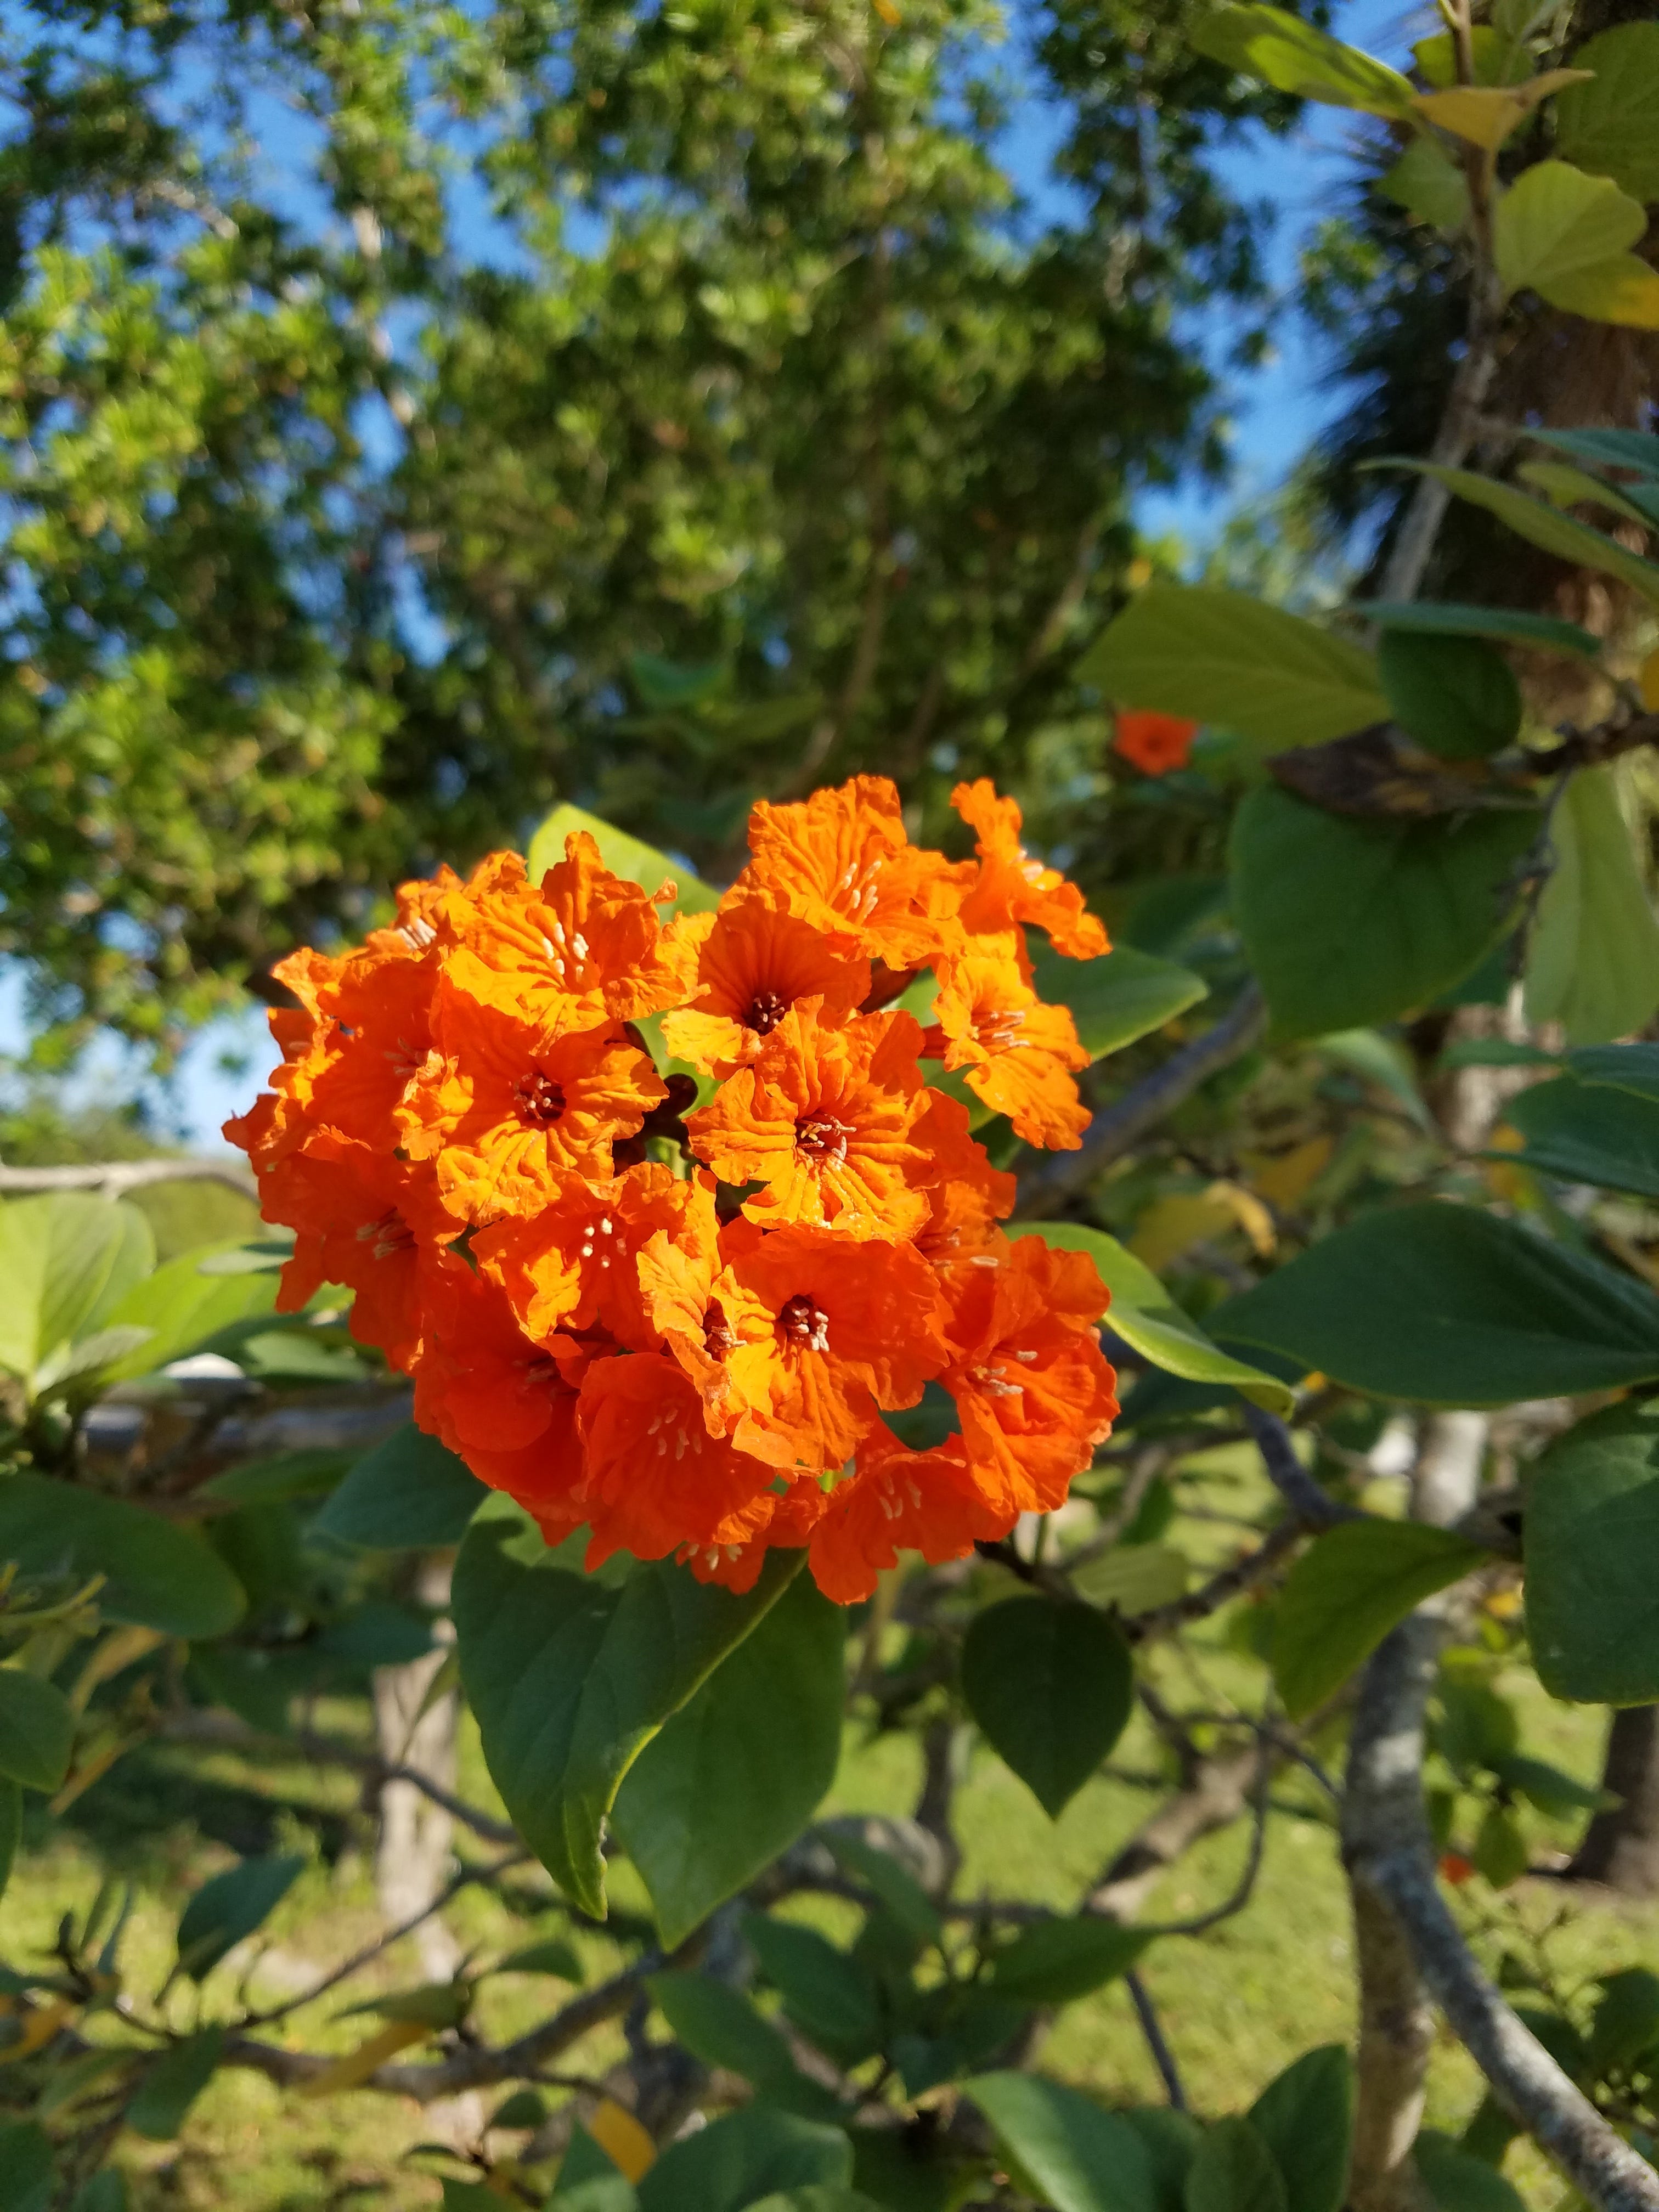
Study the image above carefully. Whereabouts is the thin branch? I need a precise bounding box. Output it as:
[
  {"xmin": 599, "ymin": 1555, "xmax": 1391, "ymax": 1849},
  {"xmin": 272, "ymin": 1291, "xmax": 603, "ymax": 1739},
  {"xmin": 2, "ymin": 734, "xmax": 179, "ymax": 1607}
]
[
  {"xmin": 1239, "ymin": 1403, "xmax": 1361, "ymax": 1529},
  {"xmin": 1013, "ymin": 985, "xmax": 1266, "ymax": 1216},
  {"xmin": 0, "ymin": 1158, "xmax": 256, "ymax": 1197},
  {"xmin": 1125, "ymin": 1967, "xmax": 1188, "ymax": 2110}
]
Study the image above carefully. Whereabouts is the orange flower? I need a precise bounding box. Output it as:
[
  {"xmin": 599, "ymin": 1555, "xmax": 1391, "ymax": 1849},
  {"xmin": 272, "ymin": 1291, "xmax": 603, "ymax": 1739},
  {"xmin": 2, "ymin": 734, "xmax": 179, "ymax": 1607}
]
[
  {"xmin": 576, "ymin": 1353, "xmax": 778, "ymax": 1566},
  {"xmin": 741, "ymin": 776, "xmax": 970, "ymax": 968},
  {"xmin": 661, "ymin": 892, "xmax": 870, "ymax": 1077},
  {"xmin": 258, "ymin": 1133, "xmax": 459, "ymax": 1372},
  {"xmin": 679, "ymin": 1476, "xmax": 830, "ymax": 1593},
  {"xmin": 806, "ymin": 1425, "xmax": 1002, "ymax": 1602},
  {"xmin": 716, "ymin": 1224, "xmax": 950, "ymax": 1472},
  {"xmin": 399, "ymin": 985, "xmax": 665, "ymax": 1222},
  {"xmin": 951, "ymin": 780, "xmax": 1108, "ymax": 958},
  {"xmin": 1114, "ymin": 709, "xmax": 1199, "ymax": 776},
  {"xmin": 931, "ymin": 939, "xmax": 1090, "ymax": 1149},
  {"xmin": 911, "ymin": 1089, "xmax": 1015, "ymax": 1273},
  {"xmin": 685, "ymin": 1003, "xmax": 933, "ymax": 1240},
  {"xmin": 941, "ymin": 1234, "xmax": 1118, "ymax": 1516},
  {"xmin": 441, "ymin": 839, "xmax": 691, "ymax": 1040},
  {"xmin": 477, "ymin": 1163, "xmax": 697, "ymax": 1349},
  {"xmin": 636, "ymin": 1178, "xmax": 760, "ymax": 1433}
]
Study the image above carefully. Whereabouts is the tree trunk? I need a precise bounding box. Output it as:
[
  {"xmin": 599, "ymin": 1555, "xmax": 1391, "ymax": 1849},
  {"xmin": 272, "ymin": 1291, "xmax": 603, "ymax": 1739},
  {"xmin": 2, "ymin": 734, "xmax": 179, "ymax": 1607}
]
[
  {"xmin": 1568, "ymin": 1707, "xmax": 1659, "ymax": 1895},
  {"xmin": 373, "ymin": 1554, "xmax": 462, "ymax": 1981}
]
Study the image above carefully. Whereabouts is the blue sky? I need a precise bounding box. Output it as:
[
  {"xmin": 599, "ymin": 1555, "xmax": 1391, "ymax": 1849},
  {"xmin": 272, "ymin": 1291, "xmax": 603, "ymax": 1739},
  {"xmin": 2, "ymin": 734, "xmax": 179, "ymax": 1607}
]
[{"xmin": 4, "ymin": 0, "xmax": 1434, "ymax": 1150}]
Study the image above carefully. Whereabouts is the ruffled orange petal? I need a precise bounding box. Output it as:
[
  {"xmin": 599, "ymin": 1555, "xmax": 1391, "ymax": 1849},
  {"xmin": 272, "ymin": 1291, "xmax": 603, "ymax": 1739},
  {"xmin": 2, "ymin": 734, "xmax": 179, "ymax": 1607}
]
[
  {"xmin": 950, "ymin": 778, "xmax": 1109, "ymax": 958},
  {"xmin": 806, "ymin": 1426, "xmax": 1004, "ymax": 1602},
  {"xmin": 660, "ymin": 893, "xmax": 870, "ymax": 1077},
  {"xmin": 476, "ymin": 1161, "xmax": 696, "ymax": 1348},
  {"xmin": 740, "ymin": 775, "xmax": 970, "ymax": 968},
  {"xmin": 932, "ymin": 939, "xmax": 1090, "ymax": 1150},
  {"xmin": 577, "ymin": 1353, "xmax": 778, "ymax": 1566}
]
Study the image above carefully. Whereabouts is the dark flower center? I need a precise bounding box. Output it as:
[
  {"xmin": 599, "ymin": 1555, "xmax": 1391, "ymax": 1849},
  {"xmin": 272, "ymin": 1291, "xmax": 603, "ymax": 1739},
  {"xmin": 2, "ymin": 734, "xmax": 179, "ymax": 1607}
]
[
  {"xmin": 514, "ymin": 1070, "xmax": 567, "ymax": 1127},
  {"xmin": 745, "ymin": 988, "xmax": 789, "ymax": 1035},
  {"xmin": 777, "ymin": 1293, "xmax": 830, "ymax": 1353},
  {"xmin": 795, "ymin": 1113, "xmax": 851, "ymax": 1164},
  {"xmin": 702, "ymin": 1300, "xmax": 737, "ymax": 1359}
]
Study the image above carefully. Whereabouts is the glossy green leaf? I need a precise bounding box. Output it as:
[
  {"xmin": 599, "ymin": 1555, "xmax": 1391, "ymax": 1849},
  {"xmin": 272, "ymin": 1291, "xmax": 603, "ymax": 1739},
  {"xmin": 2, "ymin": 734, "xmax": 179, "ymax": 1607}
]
[
  {"xmin": 1376, "ymin": 139, "xmax": 1469, "ymax": 234},
  {"xmin": 0, "ymin": 2124, "xmax": 55, "ymax": 2212},
  {"xmin": 1396, "ymin": 467, "xmax": 1659, "ymax": 604},
  {"xmin": 820, "ymin": 1825, "xmax": 943, "ymax": 1945},
  {"xmin": 636, "ymin": 2105, "xmax": 853, "ymax": 2212},
  {"xmin": 1376, "ymin": 633, "xmax": 1520, "ymax": 760},
  {"xmin": 1213, "ymin": 1203, "xmax": 1659, "ymax": 1406},
  {"xmin": 961, "ymin": 1596, "xmax": 1133, "ymax": 1819},
  {"xmin": 1273, "ymin": 1522, "xmax": 1485, "ymax": 1720},
  {"xmin": 612, "ymin": 1571, "xmax": 845, "ymax": 1945},
  {"xmin": 1230, "ymin": 787, "xmax": 1538, "ymax": 1042},
  {"xmin": 0, "ymin": 1194, "xmax": 154, "ymax": 1390},
  {"xmin": 1122, "ymin": 2111, "xmax": 1204, "ymax": 2212},
  {"xmin": 1493, "ymin": 161, "xmax": 1647, "ymax": 301},
  {"xmin": 554, "ymin": 2124, "xmax": 637, "ymax": 2206},
  {"xmin": 0, "ymin": 1780, "xmax": 20, "ymax": 1905},
  {"xmin": 965, "ymin": 2072, "xmax": 1159, "ymax": 2212},
  {"xmin": 1185, "ymin": 2118, "xmax": 1288, "ymax": 2212},
  {"xmin": 453, "ymin": 1496, "xmax": 800, "ymax": 1918},
  {"xmin": 1527, "ymin": 1401, "xmax": 1659, "ymax": 1703},
  {"xmin": 1502, "ymin": 1073, "xmax": 1659, "ymax": 1196},
  {"xmin": 1080, "ymin": 584, "xmax": 1386, "ymax": 748},
  {"xmin": 1524, "ymin": 768, "xmax": 1659, "ymax": 1045},
  {"xmin": 1554, "ymin": 24, "xmax": 1659, "ymax": 203},
  {"xmin": 100, "ymin": 1238, "xmax": 280, "ymax": 1383},
  {"xmin": 1414, "ymin": 2133, "xmax": 1527, "ymax": 2212},
  {"xmin": 1016, "ymin": 1223, "xmax": 1295, "ymax": 1415},
  {"xmin": 990, "ymin": 1916, "xmax": 1148, "ymax": 2006},
  {"xmin": 526, "ymin": 800, "xmax": 721, "ymax": 916},
  {"xmin": 1188, "ymin": 5, "xmax": 1414, "ymax": 116},
  {"xmin": 312, "ymin": 1423, "xmax": 487, "ymax": 1549},
  {"xmin": 1518, "ymin": 459, "xmax": 1659, "ymax": 532},
  {"xmin": 1521, "ymin": 427, "xmax": 1659, "ymax": 484},
  {"xmin": 177, "ymin": 1855, "xmax": 304, "ymax": 1979},
  {"xmin": 126, "ymin": 2027, "xmax": 226, "ymax": 2140},
  {"xmin": 0, "ymin": 1472, "xmax": 245, "ymax": 1638},
  {"xmin": 1351, "ymin": 601, "xmax": 1602, "ymax": 661},
  {"xmin": 743, "ymin": 1913, "xmax": 882, "ymax": 2064},
  {"xmin": 199, "ymin": 1448, "xmax": 354, "ymax": 1506},
  {"xmin": 1571, "ymin": 1041, "xmax": 1659, "ymax": 1104},
  {"xmin": 1587, "ymin": 1968, "xmax": 1659, "ymax": 2076},
  {"xmin": 1030, "ymin": 939, "xmax": 1209, "ymax": 1062},
  {"xmin": 1248, "ymin": 2047, "xmax": 1354, "ymax": 2212},
  {"xmin": 0, "ymin": 1669, "xmax": 72, "ymax": 1793},
  {"xmin": 649, "ymin": 1970, "xmax": 805, "ymax": 2092}
]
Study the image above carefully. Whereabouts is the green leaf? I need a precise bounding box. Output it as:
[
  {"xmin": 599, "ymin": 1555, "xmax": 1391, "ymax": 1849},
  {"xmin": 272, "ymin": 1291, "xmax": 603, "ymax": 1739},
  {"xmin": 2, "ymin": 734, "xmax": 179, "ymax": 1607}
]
[
  {"xmin": 1213, "ymin": 1203, "xmax": 1659, "ymax": 1406},
  {"xmin": 1493, "ymin": 161, "xmax": 1647, "ymax": 302},
  {"xmin": 1554, "ymin": 23, "xmax": 1659, "ymax": 203},
  {"xmin": 1230, "ymin": 788, "xmax": 1538, "ymax": 1042},
  {"xmin": 1520, "ymin": 427, "xmax": 1659, "ymax": 484},
  {"xmin": 820, "ymin": 1826, "xmax": 943, "ymax": 1946},
  {"xmin": 1188, "ymin": 5, "xmax": 1415, "ymax": 116},
  {"xmin": 312, "ymin": 1424, "xmax": 487, "ymax": 1549},
  {"xmin": 989, "ymin": 1917, "xmax": 1148, "ymax": 2006},
  {"xmin": 1352, "ymin": 601, "xmax": 1602, "ymax": 661},
  {"xmin": 1526, "ymin": 254, "xmax": 1659, "ymax": 330},
  {"xmin": 612, "ymin": 1571, "xmax": 845, "ymax": 1945},
  {"xmin": 1472, "ymin": 1804, "xmax": 1529, "ymax": 1888},
  {"xmin": 0, "ymin": 1669, "xmax": 72, "ymax": 1793},
  {"xmin": 1029, "ymin": 940, "xmax": 1209, "ymax": 1062},
  {"xmin": 1184, "ymin": 2118, "xmax": 1288, "ymax": 2212},
  {"xmin": 1524, "ymin": 768, "xmax": 1659, "ymax": 1045},
  {"xmin": 649, "ymin": 1970, "xmax": 805, "ymax": 2093},
  {"xmin": 1248, "ymin": 2047, "xmax": 1353, "ymax": 2212},
  {"xmin": 1069, "ymin": 1544, "xmax": 1190, "ymax": 1616},
  {"xmin": 743, "ymin": 1914, "xmax": 882, "ymax": 2064},
  {"xmin": 1571, "ymin": 1041, "xmax": 1659, "ymax": 1104},
  {"xmin": 1079, "ymin": 584, "xmax": 1386, "ymax": 748},
  {"xmin": 1527, "ymin": 1401, "xmax": 1659, "ymax": 1703},
  {"xmin": 1517, "ymin": 460, "xmax": 1659, "ymax": 533},
  {"xmin": 0, "ymin": 1780, "xmax": 20, "ymax": 1906},
  {"xmin": 100, "ymin": 1239, "xmax": 280, "ymax": 1383},
  {"xmin": 1393, "ymin": 468, "xmax": 1659, "ymax": 605},
  {"xmin": 126, "ymin": 2027, "xmax": 226, "ymax": 2140},
  {"xmin": 1587, "ymin": 1968, "xmax": 1659, "ymax": 2076},
  {"xmin": 965, "ymin": 2073, "xmax": 1159, "ymax": 2212},
  {"xmin": 1376, "ymin": 139, "xmax": 1470, "ymax": 234},
  {"xmin": 453, "ymin": 1496, "xmax": 800, "ymax": 1920},
  {"xmin": 1414, "ymin": 2132, "xmax": 1527, "ymax": 2212},
  {"xmin": 747, "ymin": 2193, "xmax": 885, "ymax": 2212},
  {"xmin": 554, "ymin": 2124, "xmax": 637, "ymax": 2205},
  {"xmin": 1122, "ymin": 2111, "xmax": 1204, "ymax": 2212},
  {"xmin": 68, "ymin": 2176, "xmax": 128, "ymax": 2212},
  {"xmin": 0, "ymin": 1194, "xmax": 154, "ymax": 1390},
  {"xmin": 0, "ymin": 2124, "xmax": 55, "ymax": 2212},
  {"xmin": 176, "ymin": 1854, "xmax": 304, "ymax": 1980},
  {"xmin": 636, "ymin": 2106, "xmax": 854, "ymax": 2212},
  {"xmin": 960, "ymin": 1596, "xmax": 1133, "ymax": 1819},
  {"xmin": 526, "ymin": 800, "xmax": 721, "ymax": 917},
  {"xmin": 1489, "ymin": 1753, "xmax": 1608, "ymax": 1816},
  {"xmin": 1273, "ymin": 1522, "xmax": 1485, "ymax": 1719},
  {"xmin": 0, "ymin": 1472, "xmax": 245, "ymax": 1638},
  {"xmin": 1502, "ymin": 1073, "xmax": 1659, "ymax": 1196},
  {"xmin": 199, "ymin": 1448, "xmax": 354, "ymax": 1506},
  {"xmin": 1376, "ymin": 633, "xmax": 1520, "ymax": 760},
  {"xmin": 1016, "ymin": 1223, "xmax": 1295, "ymax": 1415}
]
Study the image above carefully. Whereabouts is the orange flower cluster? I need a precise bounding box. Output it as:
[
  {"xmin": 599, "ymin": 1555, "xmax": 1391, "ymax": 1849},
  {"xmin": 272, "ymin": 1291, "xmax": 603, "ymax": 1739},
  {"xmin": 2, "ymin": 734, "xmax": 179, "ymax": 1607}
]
[{"xmin": 228, "ymin": 777, "xmax": 1119, "ymax": 1601}]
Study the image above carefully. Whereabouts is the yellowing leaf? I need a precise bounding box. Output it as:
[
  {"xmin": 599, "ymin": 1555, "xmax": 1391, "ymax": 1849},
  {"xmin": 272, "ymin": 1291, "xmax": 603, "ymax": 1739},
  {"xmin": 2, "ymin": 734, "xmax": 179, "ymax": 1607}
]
[
  {"xmin": 1416, "ymin": 72, "xmax": 1592, "ymax": 149},
  {"xmin": 0, "ymin": 1998, "xmax": 74, "ymax": 2064},
  {"xmin": 1537, "ymin": 255, "xmax": 1659, "ymax": 330},
  {"xmin": 1240, "ymin": 1136, "xmax": 1335, "ymax": 1209},
  {"xmin": 1494, "ymin": 161, "xmax": 1646, "ymax": 300},
  {"xmin": 1128, "ymin": 1181, "xmax": 1274, "ymax": 1270},
  {"xmin": 300, "ymin": 2018, "xmax": 431, "ymax": 2096},
  {"xmin": 1518, "ymin": 459, "xmax": 1658, "ymax": 528},
  {"xmin": 589, "ymin": 2097, "xmax": 656, "ymax": 2180}
]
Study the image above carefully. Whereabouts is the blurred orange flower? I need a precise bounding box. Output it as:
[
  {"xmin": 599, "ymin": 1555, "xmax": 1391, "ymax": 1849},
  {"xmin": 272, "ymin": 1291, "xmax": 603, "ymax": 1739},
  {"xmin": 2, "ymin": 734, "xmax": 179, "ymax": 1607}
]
[{"xmin": 1114, "ymin": 709, "xmax": 1199, "ymax": 776}]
